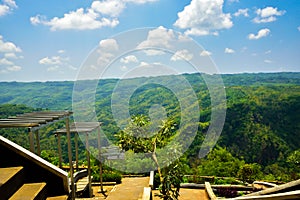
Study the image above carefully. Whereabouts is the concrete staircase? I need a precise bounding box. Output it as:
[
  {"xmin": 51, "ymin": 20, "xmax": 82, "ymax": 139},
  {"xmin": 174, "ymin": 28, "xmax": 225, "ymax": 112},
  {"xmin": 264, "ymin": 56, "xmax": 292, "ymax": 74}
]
[{"xmin": 0, "ymin": 136, "xmax": 70, "ymax": 200}]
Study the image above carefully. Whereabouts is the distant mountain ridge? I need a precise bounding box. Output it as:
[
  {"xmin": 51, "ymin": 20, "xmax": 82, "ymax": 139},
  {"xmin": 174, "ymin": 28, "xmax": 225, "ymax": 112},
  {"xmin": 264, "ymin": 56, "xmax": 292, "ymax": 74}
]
[{"xmin": 0, "ymin": 72, "xmax": 299, "ymax": 110}]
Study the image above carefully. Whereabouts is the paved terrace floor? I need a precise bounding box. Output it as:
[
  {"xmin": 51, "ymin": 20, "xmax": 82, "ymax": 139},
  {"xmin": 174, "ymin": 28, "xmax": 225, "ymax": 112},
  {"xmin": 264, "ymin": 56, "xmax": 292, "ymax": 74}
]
[
  {"xmin": 153, "ymin": 188, "xmax": 209, "ymax": 200},
  {"xmin": 106, "ymin": 177, "xmax": 150, "ymax": 200},
  {"xmin": 76, "ymin": 177, "xmax": 209, "ymax": 200}
]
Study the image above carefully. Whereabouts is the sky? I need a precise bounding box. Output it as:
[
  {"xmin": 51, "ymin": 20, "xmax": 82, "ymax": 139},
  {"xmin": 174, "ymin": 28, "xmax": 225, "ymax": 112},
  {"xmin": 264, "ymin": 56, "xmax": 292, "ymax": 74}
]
[{"xmin": 0, "ymin": 0, "xmax": 299, "ymax": 81}]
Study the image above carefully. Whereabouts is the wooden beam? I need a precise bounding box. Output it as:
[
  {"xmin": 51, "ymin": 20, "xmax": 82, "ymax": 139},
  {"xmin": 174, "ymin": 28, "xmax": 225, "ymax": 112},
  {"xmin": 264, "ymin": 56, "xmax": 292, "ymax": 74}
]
[
  {"xmin": 65, "ymin": 117, "xmax": 75, "ymax": 199},
  {"xmin": 205, "ymin": 182, "xmax": 217, "ymax": 200}
]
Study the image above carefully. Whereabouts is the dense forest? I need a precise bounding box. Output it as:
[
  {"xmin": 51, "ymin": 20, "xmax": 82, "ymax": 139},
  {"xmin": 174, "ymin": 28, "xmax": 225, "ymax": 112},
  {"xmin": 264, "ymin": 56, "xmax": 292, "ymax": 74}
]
[{"xmin": 0, "ymin": 72, "xmax": 299, "ymax": 182}]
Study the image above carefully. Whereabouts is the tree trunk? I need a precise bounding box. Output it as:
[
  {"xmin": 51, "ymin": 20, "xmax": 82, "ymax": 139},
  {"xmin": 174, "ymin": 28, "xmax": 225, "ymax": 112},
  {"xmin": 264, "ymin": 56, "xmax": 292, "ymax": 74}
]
[{"xmin": 151, "ymin": 140, "xmax": 163, "ymax": 183}]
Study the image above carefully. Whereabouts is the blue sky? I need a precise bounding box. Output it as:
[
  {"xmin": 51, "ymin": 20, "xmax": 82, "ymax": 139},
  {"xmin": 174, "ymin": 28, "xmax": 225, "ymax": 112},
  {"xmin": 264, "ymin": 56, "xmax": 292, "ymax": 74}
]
[{"xmin": 0, "ymin": 0, "xmax": 299, "ymax": 81}]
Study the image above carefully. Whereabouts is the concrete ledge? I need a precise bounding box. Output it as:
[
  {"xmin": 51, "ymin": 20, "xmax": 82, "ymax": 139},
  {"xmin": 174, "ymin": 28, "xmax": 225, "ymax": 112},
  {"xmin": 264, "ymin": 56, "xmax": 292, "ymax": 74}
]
[
  {"xmin": 149, "ymin": 171, "xmax": 154, "ymax": 189},
  {"xmin": 142, "ymin": 187, "xmax": 152, "ymax": 200},
  {"xmin": 229, "ymin": 190, "xmax": 300, "ymax": 200},
  {"xmin": 244, "ymin": 179, "xmax": 300, "ymax": 197}
]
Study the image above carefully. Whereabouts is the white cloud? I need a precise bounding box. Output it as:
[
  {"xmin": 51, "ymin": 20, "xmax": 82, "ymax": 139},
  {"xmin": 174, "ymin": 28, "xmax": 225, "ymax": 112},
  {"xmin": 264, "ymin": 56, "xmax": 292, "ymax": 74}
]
[
  {"xmin": 224, "ymin": 48, "xmax": 235, "ymax": 54},
  {"xmin": 58, "ymin": 49, "xmax": 65, "ymax": 54},
  {"xmin": 200, "ymin": 50, "xmax": 212, "ymax": 56},
  {"xmin": 171, "ymin": 49, "xmax": 193, "ymax": 61},
  {"xmin": 0, "ymin": 35, "xmax": 23, "ymax": 73},
  {"xmin": 91, "ymin": 0, "xmax": 125, "ymax": 17},
  {"xmin": 138, "ymin": 26, "xmax": 175, "ymax": 49},
  {"xmin": 4, "ymin": 52, "xmax": 18, "ymax": 59},
  {"xmin": 120, "ymin": 65, "xmax": 128, "ymax": 71},
  {"xmin": 120, "ymin": 55, "xmax": 138, "ymax": 64},
  {"xmin": 39, "ymin": 54, "xmax": 76, "ymax": 72},
  {"xmin": 39, "ymin": 56, "xmax": 62, "ymax": 65},
  {"xmin": 0, "ymin": 35, "xmax": 22, "ymax": 53},
  {"xmin": 97, "ymin": 39, "xmax": 119, "ymax": 65},
  {"xmin": 30, "ymin": 0, "xmax": 158, "ymax": 31},
  {"xmin": 265, "ymin": 50, "xmax": 271, "ymax": 54},
  {"xmin": 298, "ymin": 26, "xmax": 300, "ymax": 32},
  {"xmin": 7, "ymin": 65, "xmax": 21, "ymax": 71},
  {"xmin": 174, "ymin": 0, "xmax": 233, "ymax": 36},
  {"xmin": 31, "ymin": 8, "xmax": 119, "ymax": 31},
  {"xmin": 253, "ymin": 7, "xmax": 285, "ymax": 23},
  {"xmin": 0, "ymin": 4, "xmax": 9, "ymax": 16},
  {"xmin": 248, "ymin": 28, "xmax": 270, "ymax": 40},
  {"xmin": 47, "ymin": 66, "xmax": 59, "ymax": 72},
  {"xmin": 99, "ymin": 38, "xmax": 119, "ymax": 51},
  {"xmin": 0, "ymin": 0, "xmax": 17, "ymax": 16},
  {"xmin": 0, "ymin": 57, "xmax": 13, "ymax": 65},
  {"xmin": 3, "ymin": 0, "xmax": 17, "ymax": 8},
  {"xmin": 234, "ymin": 8, "xmax": 249, "ymax": 17},
  {"xmin": 264, "ymin": 59, "xmax": 272, "ymax": 63}
]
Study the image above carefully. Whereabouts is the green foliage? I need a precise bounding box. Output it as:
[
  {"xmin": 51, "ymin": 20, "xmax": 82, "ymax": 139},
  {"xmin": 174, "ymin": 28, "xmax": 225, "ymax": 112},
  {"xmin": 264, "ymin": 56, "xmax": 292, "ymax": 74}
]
[
  {"xmin": 92, "ymin": 171, "xmax": 122, "ymax": 184},
  {"xmin": 197, "ymin": 147, "xmax": 244, "ymax": 177},
  {"xmin": 0, "ymin": 72, "xmax": 299, "ymax": 184},
  {"xmin": 116, "ymin": 115, "xmax": 184, "ymax": 200},
  {"xmin": 157, "ymin": 160, "xmax": 184, "ymax": 200},
  {"xmin": 237, "ymin": 163, "xmax": 263, "ymax": 183}
]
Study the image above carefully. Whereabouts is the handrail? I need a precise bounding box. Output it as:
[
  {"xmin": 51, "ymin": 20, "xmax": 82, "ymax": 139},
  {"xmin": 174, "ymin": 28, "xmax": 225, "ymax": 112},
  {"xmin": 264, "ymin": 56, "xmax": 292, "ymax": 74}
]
[{"xmin": 205, "ymin": 182, "xmax": 217, "ymax": 200}]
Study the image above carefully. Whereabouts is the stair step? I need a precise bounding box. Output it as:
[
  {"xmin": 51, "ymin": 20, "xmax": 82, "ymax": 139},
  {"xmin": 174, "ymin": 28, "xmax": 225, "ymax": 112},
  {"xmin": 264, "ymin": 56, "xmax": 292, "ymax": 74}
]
[
  {"xmin": 46, "ymin": 195, "xmax": 68, "ymax": 200},
  {"xmin": 0, "ymin": 166, "xmax": 24, "ymax": 199},
  {"xmin": 9, "ymin": 182, "xmax": 47, "ymax": 200}
]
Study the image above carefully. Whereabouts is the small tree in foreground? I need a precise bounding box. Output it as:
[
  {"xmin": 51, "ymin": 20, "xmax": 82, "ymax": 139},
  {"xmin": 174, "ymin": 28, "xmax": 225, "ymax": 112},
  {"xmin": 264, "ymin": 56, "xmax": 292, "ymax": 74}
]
[{"xmin": 116, "ymin": 115, "xmax": 184, "ymax": 200}]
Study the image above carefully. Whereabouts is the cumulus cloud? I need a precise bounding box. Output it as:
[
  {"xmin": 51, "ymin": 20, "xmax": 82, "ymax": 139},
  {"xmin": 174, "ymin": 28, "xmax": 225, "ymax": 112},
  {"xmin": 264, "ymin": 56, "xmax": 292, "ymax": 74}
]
[
  {"xmin": 120, "ymin": 55, "xmax": 138, "ymax": 64},
  {"xmin": 0, "ymin": 35, "xmax": 21, "ymax": 53},
  {"xmin": 298, "ymin": 26, "xmax": 300, "ymax": 32},
  {"xmin": 4, "ymin": 52, "xmax": 19, "ymax": 59},
  {"xmin": 138, "ymin": 26, "xmax": 175, "ymax": 49},
  {"xmin": 39, "ymin": 53, "xmax": 76, "ymax": 72},
  {"xmin": 0, "ymin": 57, "xmax": 13, "ymax": 65},
  {"xmin": 99, "ymin": 38, "xmax": 119, "ymax": 51},
  {"xmin": 30, "ymin": 8, "xmax": 119, "ymax": 31},
  {"xmin": 0, "ymin": 0, "xmax": 17, "ymax": 16},
  {"xmin": 233, "ymin": 8, "xmax": 249, "ymax": 17},
  {"xmin": 58, "ymin": 50, "xmax": 65, "ymax": 54},
  {"xmin": 248, "ymin": 28, "xmax": 270, "ymax": 40},
  {"xmin": 264, "ymin": 59, "xmax": 272, "ymax": 63},
  {"xmin": 171, "ymin": 49, "xmax": 193, "ymax": 61},
  {"xmin": 253, "ymin": 6, "xmax": 285, "ymax": 23},
  {"xmin": 174, "ymin": 0, "xmax": 233, "ymax": 36},
  {"xmin": 39, "ymin": 56, "xmax": 62, "ymax": 65},
  {"xmin": 200, "ymin": 50, "xmax": 212, "ymax": 56},
  {"xmin": 97, "ymin": 38, "xmax": 119, "ymax": 65},
  {"xmin": 30, "ymin": 0, "xmax": 158, "ymax": 31},
  {"xmin": 224, "ymin": 48, "xmax": 235, "ymax": 54},
  {"xmin": 7, "ymin": 65, "xmax": 21, "ymax": 71},
  {"xmin": 91, "ymin": 0, "xmax": 125, "ymax": 17},
  {"xmin": 0, "ymin": 35, "xmax": 22, "ymax": 73}
]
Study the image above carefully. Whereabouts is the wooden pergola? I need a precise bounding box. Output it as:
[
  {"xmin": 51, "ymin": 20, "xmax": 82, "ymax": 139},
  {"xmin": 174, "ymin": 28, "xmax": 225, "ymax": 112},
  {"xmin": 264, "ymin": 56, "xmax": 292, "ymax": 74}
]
[
  {"xmin": 0, "ymin": 111, "xmax": 76, "ymax": 198},
  {"xmin": 55, "ymin": 122, "xmax": 104, "ymax": 196},
  {"xmin": 0, "ymin": 111, "xmax": 72, "ymax": 155}
]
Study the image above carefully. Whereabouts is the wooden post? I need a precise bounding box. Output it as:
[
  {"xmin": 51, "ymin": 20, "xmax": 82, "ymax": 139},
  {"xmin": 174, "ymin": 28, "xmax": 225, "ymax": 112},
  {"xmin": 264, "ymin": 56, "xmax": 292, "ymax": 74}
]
[
  {"xmin": 28, "ymin": 128, "xmax": 35, "ymax": 153},
  {"xmin": 35, "ymin": 130, "xmax": 41, "ymax": 156},
  {"xmin": 57, "ymin": 134, "xmax": 63, "ymax": 168},
  {"xmin": 66, "ymin": 117, "xmax": 75, "ymax": 199},
  {"xmin": 97, "ymin": 127, "xmax": 103, "ymax": 193},
  {"xmin": 75, "ymin": 133, "xmax": 79, "ymax": 171},
  {"xmin": 86, "ymin": 133, "xmax": 92, "ymax": 197}
]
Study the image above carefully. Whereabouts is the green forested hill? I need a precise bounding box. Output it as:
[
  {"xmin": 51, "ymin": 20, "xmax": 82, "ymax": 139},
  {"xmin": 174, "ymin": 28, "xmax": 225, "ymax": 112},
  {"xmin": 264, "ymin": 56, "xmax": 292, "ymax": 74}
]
[{"xmin": 0, "ymin": 72, "xmax": 299, "ymax": 181}]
